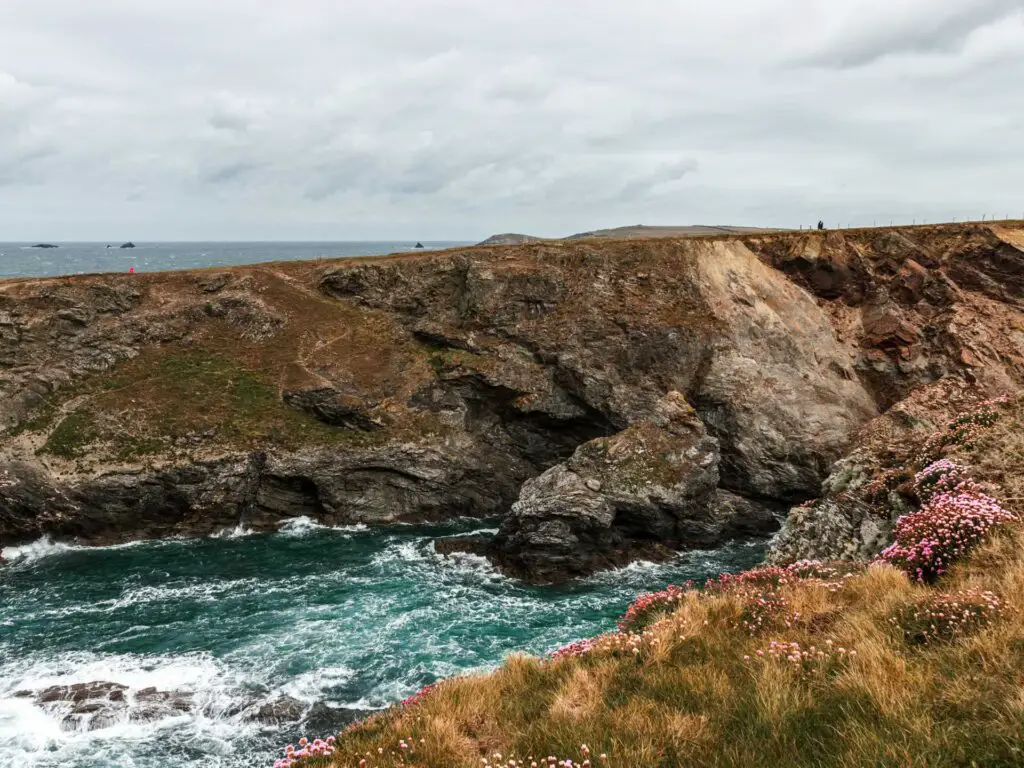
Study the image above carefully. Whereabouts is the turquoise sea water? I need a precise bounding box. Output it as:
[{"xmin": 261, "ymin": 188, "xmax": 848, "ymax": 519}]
[{"xmin": 0, "ymin": 520, "xmax": 766, "ymax": 767}]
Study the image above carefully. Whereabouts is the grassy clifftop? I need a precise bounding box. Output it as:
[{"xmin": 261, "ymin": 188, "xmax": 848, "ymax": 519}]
[{"xmin": 272, "ymin": 396, "xmax": 1024, "ymax": 768}]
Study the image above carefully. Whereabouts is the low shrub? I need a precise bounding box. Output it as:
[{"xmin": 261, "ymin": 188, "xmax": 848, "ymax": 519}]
[
  {"xmin": 894, "ymin": 589, "xmax": 1004, "ymax": 645},
  {"xmin": 617, "ymin": 583, "xmax": 691, "ymax": 632},
  {"xmin": 917, "ymin": 396, "xmax": 1007, "ymax": 464},
  {"xmin": 273, "ymin": 736, "xmax": 336, "ymax": 768},
  {"xmin": 912, "ymin": 459, "xmax": 972, "ymax": 501},
  {"xmin": 746, "ymin": 639, "xmax": 856, "ymax": 677},
  {"xmin": 878, "ymin": 491, "xmax": 1017, "ymax": 583}
]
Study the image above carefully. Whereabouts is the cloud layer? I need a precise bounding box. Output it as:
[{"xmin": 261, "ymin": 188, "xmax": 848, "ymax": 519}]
[{"xmin": 1, "ymin": 0, "xmax": 1022, "ymax": 240}]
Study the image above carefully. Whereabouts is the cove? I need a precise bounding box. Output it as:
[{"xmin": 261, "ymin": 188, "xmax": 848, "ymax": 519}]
[{"xmin": 0, "ymin": 520, "xmax": 765, "ymax": 768}]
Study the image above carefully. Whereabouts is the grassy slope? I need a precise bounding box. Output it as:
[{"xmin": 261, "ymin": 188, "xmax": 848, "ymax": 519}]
[
  {"xmin": 7, "ymin": 267, "xmax": 451, "ymax": 468},
  {"xmin": 278, "ymin": 400, "xmax": 1024, "ymax": 768}
]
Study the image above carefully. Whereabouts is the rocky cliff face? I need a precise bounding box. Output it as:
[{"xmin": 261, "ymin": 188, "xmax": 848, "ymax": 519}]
[{"xmin": 2, "ymin": 223, "xmax": 1023, "ymax": 580}]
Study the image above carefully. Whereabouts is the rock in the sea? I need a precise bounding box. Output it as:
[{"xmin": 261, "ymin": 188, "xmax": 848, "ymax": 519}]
[
  {"xmin": 26, "ymin": 681, "xmax": 196, "ymax": 731},
  {"xmin": 132, "ymin": 687, "xmax": 194, "ymax": 723},
  {"xmin": 242, "ymin": 695, "xmax": 307, "ymax": 724},
  {"xmin": 119, "ymin": 241, "xmax": 136, "ymax": 249},
  {"xmin": 491, "ymin": 393, "xmax": 747, "ymax": 582},
  {"xmin": 30, "ymin": 243, "xmax": 59, "ymax": 249},
  {"xmin": 304, "ymin": 701, "xmax": 363, "ymax": 733},
  {"xmin": 35, "ymin": 681, "xmax": 128, "ymax": 705}
]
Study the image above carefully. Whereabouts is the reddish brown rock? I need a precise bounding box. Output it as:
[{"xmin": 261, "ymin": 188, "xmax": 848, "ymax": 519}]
[{"xmin": 1, "ymin": 222, "xmax": 1023, "ymax": 578}]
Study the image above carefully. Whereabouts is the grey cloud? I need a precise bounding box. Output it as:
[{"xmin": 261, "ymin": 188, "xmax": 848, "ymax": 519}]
[
  {"xmin": 0, "ymin": 1, "xmax": 1022, "ymax": 240},
  {"xmin": 203, "ymin": 161, "xmax": 265, "ymax": 185},
  {"xmin": 0, "ymin": 146, "xmax": 58, "ymax": 187},
  {"xmin": 806, "ymin": 0, "xmax": 1024, "ymax": 69}
]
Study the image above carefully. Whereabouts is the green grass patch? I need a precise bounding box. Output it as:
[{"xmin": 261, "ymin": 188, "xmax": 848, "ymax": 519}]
[{"xmin": 40, "ymin": 409, "xmax": 98, "ymax": 458}]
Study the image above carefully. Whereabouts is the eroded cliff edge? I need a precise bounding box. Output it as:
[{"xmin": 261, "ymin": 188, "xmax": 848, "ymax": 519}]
[{"xmin": 2, "ymin": 223, "xmax": 1023, "ymax": 580}]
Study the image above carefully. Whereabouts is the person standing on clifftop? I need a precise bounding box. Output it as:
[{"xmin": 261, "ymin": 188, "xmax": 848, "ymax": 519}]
[{"xmin": 817, "ymin": 220, "xmax": 825, "ymax": 230}]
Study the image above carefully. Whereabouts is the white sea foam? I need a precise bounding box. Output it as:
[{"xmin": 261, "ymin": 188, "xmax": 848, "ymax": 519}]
[
  {"xmin": 1, "ymin": 535, "xmax": 163, "ymax": 565},
  {"xmin": 210, "ymin": 523, "xmax": 256, "ymax": 539},
  {"xmin": 431, "ymin": 548, "xmax": 507, "ymax": 583},
  {"xmin": 277, "ymin": 516, "xmax": 369, "ymax": 537},
  {"xmin": 0, "ymin": 650, "xmax": 268, "ymax": 768},
  {"xmin": 1, "ymin": 536, "xmax": 77, "ymax": 563},
  {"xmin": 279, "ymin": 665, "xmax": 355, "ymax": 703}
]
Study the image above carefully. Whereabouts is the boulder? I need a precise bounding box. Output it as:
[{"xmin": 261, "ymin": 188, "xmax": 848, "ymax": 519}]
[
  {"xmin": 242, "ymin": 695, "xmax": 307, "ymax": 724},
  {"xmin": 490, "ymin": 393, "xmax": 724, "ymax": 582},
  {"xmin": 304, "ymin": 701, "xmax": 364, "ymax": 734}
]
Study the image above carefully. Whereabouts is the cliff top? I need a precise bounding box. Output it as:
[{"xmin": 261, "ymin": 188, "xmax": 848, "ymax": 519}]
[
  {"xmin": 1, "ymin": 219, "xmax": 1023, "ymax": 555},
  {"xmin": 1, "ymin": 220, "xmax": 1021, "ymax": 286}
]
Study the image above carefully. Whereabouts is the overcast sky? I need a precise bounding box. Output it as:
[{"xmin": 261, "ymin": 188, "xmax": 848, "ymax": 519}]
[{"xmin": 1, "ymin": 0, "xmax": 1022, "ymax": 241}]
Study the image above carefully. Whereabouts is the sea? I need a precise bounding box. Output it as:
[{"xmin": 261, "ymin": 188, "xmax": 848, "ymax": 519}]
[
  {"xmin": 0, "ymin": 241, "xmax": 470, "ymax": 279},
  {"xmin": 0, "ymin": 523, "xmax": 766, "ymax": 768},
  {"xmin": 0, "ymin": 241, "xmax": 765, "ymax": 768}
]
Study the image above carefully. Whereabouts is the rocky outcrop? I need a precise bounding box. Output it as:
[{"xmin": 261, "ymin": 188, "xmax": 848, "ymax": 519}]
[
  {"xmin": 765, "ymin": 378, "xmax": 992, "ymax": 565},
  {"xmin": 491, "ymin": 393, "xmax": 778, "ymax": 582},
  {"xmin": 13, "ymin": 680, "xmax": 335, "ymax": 733},
  {"xmin": 2, "ymin": 223, "xmax": 1023, "ymax": 578},
  {"xmin": 17, "ymin": 682, "xmax": 193, "ymax": 731}
]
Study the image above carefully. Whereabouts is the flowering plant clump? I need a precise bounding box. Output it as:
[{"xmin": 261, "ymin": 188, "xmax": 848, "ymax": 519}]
[
  {"xmin": 479, "ymin": 744, "xmax": 609, "ymax": 768},
  {"xmin": 913, "ymin": 459, "xmax": 973, "ymax": 500},
  {"xmin": 893, "ymin": 590, "xmax": 1004, "ymax": 645},
  {"xmin": 917, "ymin": 396, "xmax": 1007, "ymax": 464},
  {"xmin": 708, "ymin": 561, "xmax": 860, "ymax": 594},
  {"xmin": 273, "ymin": 736, "xmax": 336, "ymax": 768},
  {"xmin": 784, "ymin": 560, "xmax": 863, "ymax": 587},
  {"xmin": 746, "ymin": 639, "xmax": 856, "ymax": 677},
  {"xmin": 735, "ymin": 588, "xmax": 793, "ymax": 635},
  {"xmin": 618, "ymin": 582, "xmax": 692, "ymax": 632},
  {"xmin": 707, "ymin": 565, "xmax": 791, "ymax": 591},
  {"xmin": 551, "ymin": 626, "xmax": 665, "ymax": 661},
  {"xmin": 706, "ymin": 561, "xmax": 861, "ymax": 635},
  {"xmin": 551, "ymin": 634, "xmax": 610, "ymax": 660},
  {"xmin": 400, "ymin": 682, "xmax": 438, "ymax": 709},
  {"xmin": 878, "ymin": 490, "xmax": 1017, "ymax": 582}
]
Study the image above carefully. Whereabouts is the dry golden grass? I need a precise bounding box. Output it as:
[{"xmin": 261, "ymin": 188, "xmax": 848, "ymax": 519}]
[{"xmin": 306, "ymin": 517, "xmax": 1024, "ymax": 768}]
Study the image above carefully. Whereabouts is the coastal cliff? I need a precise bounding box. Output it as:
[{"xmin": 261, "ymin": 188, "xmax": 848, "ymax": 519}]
[{"xmin": 2, "ymin": 223, "xmax": 1023, "ymax": 579}]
